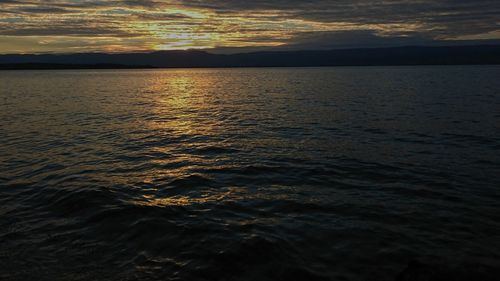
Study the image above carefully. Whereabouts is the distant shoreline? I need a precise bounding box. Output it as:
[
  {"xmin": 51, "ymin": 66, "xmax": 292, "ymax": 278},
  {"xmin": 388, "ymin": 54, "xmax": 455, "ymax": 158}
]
[
  {"xmin": 1, "ymin": 62, "xmax": 499, "ymax": 71},
  {"xmin": 0, "ymin": 63, "xmax": 156, "ymax": 70},
  {"xmin": 1, "ymin": 45, "xmax": 499, "ymax": 70}
]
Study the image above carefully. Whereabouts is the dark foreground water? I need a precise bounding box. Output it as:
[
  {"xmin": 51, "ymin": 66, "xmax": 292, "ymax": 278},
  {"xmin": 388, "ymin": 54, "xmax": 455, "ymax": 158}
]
[{"xmin": 1, "ymin": 66, "xmax": 500, "ymax": 281}]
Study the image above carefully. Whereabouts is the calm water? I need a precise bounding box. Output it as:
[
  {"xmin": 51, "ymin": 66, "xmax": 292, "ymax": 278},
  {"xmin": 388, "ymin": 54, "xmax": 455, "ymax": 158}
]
[{"xmin": 1, "ymin": 66, "xmax": 500, "ymax": 281}]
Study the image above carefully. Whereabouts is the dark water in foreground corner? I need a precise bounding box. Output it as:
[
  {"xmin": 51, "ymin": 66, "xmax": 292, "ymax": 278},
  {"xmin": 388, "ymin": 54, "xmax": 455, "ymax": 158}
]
[{"xmin": 1, "ymin": 66, "xmax": 500, "ymax": 281}]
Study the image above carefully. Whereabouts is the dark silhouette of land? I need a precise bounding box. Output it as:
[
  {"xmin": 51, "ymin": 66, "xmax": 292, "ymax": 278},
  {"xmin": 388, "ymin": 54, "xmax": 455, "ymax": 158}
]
[
  {"xmin": 1, "ymin": 45, "xmax": 499, "ymax": 70},
  {"xmin": 0, "ymin": 63, "xmax": 155, "ymax": 70}
]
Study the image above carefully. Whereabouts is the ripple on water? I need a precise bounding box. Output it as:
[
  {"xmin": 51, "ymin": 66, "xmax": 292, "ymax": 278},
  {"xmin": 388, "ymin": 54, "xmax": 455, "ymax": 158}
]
[{"xmin": 1, "ymin": 66, "xmax": 500, "ymax": 281}]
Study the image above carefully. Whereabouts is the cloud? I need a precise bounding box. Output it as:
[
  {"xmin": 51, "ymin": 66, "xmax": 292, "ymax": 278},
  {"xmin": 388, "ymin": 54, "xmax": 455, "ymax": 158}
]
[
  {"xmin": 0, "ymin": 0, "xmax": 498, "ymax": 53},
  {"xmin": 279, "ymin": 30, "xmax": 432, "ymax": 50}
]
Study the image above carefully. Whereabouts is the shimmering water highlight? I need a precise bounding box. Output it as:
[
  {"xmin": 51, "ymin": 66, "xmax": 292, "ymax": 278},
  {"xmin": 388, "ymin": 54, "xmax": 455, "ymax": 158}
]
[{"xmin": 1, "ymin": 66, "xmax": 500, "ymax": 281}]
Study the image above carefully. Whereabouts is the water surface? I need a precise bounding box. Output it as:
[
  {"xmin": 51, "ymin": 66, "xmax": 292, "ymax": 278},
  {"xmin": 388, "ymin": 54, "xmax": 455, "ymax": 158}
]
[{"xmin": 1, "ymin": 66, "xmax": 500, "ymax": 280}]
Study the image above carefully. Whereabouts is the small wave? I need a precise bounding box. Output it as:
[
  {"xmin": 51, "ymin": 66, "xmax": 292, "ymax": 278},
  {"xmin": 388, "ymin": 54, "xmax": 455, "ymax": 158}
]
[
  {"xmin": 163, "ymin": 174, "xmax": 217, "ymax": 189},
  {"xmin": 185, "ymin": 145, "xmax": 240, "ymax": 155}
]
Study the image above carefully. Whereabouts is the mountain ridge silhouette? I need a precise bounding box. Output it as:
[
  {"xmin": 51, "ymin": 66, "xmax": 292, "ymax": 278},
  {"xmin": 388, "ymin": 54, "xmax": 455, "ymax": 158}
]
[{"xmin": 1, "ymin": 45, "xmax": 499, "ymax": 69}]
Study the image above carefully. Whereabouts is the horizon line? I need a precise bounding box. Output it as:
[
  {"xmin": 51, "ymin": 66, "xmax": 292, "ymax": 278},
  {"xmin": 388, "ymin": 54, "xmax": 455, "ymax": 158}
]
[{"xmin": 2, "ymin": 43, "xmax": 500, "ymax": 56}]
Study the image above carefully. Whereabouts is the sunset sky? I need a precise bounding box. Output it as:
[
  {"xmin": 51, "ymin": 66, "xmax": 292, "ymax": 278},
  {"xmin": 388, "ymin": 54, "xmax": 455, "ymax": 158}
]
[{"xmin": 1, "ymin": 0, "xmax": 499, "ymax": 54}]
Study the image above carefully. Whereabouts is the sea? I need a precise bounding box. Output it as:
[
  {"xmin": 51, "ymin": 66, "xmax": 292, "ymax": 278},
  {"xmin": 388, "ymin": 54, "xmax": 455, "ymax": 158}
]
[{"xmin": 1, "ymin": 66, "xmax": 499, "ymax": 281}]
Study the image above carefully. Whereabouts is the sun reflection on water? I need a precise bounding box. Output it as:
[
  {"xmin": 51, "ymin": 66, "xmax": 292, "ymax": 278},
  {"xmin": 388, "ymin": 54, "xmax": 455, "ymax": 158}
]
[
  {"xmin": 134, "ymin": 190, "xmax": 235, "ymax": 207},
  {"xmin": 132, "ymin": 71, "xmax": 229, "ymax": 200}
]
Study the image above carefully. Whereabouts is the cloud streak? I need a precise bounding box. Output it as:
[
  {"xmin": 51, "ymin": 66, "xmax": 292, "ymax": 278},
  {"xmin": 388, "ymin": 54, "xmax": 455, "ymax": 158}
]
[{"xmin": 0, "ymin": 0, "xmax": 498, "ymax": 53}]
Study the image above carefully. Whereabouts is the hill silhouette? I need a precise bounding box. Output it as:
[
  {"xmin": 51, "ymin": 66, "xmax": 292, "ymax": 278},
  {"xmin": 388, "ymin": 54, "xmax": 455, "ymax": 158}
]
[{"xmin": 1, "ymin": 45, "xmax": 499, "ymax": 69}]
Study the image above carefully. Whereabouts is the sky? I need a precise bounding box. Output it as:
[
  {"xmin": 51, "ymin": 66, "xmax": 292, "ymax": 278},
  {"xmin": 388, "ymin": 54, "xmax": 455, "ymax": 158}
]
[{"xmin": 0, "ymin": 0, "xmax": 499, "ymax": 54}]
